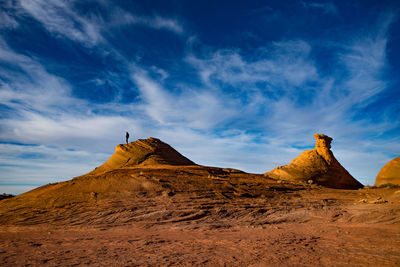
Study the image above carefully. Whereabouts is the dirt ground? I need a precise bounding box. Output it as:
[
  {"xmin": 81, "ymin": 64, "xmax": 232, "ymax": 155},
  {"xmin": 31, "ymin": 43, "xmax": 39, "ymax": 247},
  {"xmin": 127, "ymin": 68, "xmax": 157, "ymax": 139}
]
[
  {"xmin": 1, "ymin": 166, "xmax": 400, "ymax": 266},
  {"xmin": 1, "ymin": 206, "xmax": 400, "ymax": 266},
  {"xmin": 1, "ymin": 221, "xmax": 399, "ymax": 266}
]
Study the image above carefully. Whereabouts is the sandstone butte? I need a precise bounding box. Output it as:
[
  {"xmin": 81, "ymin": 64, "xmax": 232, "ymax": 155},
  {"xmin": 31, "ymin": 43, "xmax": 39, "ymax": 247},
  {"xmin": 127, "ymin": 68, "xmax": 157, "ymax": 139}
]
[
  {"xmin": 265, "ymin": 134, "xmax": 363, "ymax": 189},
  {"xmin": 375, "ymin": 156, "xmax": 400, "ymax": 186},
  {"xmin": 90, "ymin": 137, "xmax": 196, "ymax": 175}
]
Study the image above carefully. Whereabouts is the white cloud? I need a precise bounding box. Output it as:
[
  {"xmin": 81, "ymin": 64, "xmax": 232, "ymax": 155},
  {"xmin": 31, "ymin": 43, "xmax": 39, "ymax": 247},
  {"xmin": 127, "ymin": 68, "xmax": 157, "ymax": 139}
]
[
  {"xmin": 131, "ymin": 66, "xmax": 237, "ymax": 130},
  {"xmin": 110, "ymin": 8, "xmax": 184, "ymax": 34},
  {"xmin": 0, "ymin": 10, "xmax": 19, "ymax": 29},
  {"xmin": 0, "ymin": 37, "xmax": 79, "ymax": 114},
  {"xmin": 16, "ymin": 0, "xmax": 183, "ymax": 48},
  {"xmin": 302, "ymin": 1, "xmax": 338, "ymax": 16},
  {"xmin": 186, "ymin": 40, "xmax": 317, "ymax": 89},
  {"xmin": 150, "ymin": 16, "xmax": 183, "ymax": 34},
  {"xmin": 18, "ymin": 0, "xmax": 103, "ymax": 46}
]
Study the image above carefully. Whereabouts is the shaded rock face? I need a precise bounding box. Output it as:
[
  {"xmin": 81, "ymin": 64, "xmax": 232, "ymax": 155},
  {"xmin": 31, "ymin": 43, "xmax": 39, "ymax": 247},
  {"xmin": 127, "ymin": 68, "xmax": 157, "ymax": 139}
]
[
  {"xmin": 90, "ymin": 137, "xmax": 195, "ymax": 175},
  {"xmin": 265, "ymin": 134, "xmax": 363, "ymax": 189},
  {"xmin": 375, "ymin": 156, "xmax": 400, "ymax": 186}
]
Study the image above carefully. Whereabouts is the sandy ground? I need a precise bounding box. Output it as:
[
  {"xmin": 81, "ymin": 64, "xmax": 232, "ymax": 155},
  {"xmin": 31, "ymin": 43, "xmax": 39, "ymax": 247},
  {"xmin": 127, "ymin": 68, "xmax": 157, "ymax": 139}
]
[
  {"xmin": 1, "ymin": 222, "xmax": 399, "ymax": 266},
  {"xmin": 1, "ymin": 166, "xmax": 399, "ymax": 266}
]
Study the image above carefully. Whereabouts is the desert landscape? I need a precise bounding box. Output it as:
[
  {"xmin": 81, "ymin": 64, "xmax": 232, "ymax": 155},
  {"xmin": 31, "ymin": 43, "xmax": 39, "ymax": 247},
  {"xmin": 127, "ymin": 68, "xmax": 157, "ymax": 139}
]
[
  {"xmin": 1, "ymin": 135, "xmax": 399, "ymax": 266},
  {"xmin": 1, "ymin": 1, "xmax": 400, "ymax": 266}
]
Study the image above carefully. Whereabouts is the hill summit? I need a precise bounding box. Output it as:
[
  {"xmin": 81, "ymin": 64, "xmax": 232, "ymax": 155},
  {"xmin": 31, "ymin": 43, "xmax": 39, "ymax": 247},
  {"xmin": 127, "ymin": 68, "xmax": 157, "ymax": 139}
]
[
  {"xmin": 90, "ymin": 137, "xmax": 195, "ymax": 175},
  {"xmin": 265, "ymin": 134, "xmax": 363, "ymax": 189}
]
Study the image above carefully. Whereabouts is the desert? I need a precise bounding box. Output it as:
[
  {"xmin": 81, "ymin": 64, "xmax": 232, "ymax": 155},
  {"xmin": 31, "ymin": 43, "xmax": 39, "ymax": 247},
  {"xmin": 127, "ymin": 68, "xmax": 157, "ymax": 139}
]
[
  {"xmin": 1, "ymin": 1, "xmax": 400, "ymax": 266},
  {"xmin": 1, "ymin": 136, "xmax": 399, "ymax": 266}
]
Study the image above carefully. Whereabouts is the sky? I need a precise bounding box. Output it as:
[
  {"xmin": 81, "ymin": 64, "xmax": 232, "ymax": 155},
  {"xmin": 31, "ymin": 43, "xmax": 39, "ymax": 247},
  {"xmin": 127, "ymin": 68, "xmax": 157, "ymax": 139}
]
[{"xmin": 0, "ymin": 0, "xmax": 399, "ymax": 194}]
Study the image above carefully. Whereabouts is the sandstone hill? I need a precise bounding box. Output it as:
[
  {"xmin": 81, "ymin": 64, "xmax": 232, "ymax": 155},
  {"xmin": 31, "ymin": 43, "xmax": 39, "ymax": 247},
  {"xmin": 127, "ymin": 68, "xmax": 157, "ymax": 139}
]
[
  {"xmin": 265, "ymin": 134, "xmax": 363, "ymax": 189},
  {"xmin": 375, "ymin": 156, "xmax": 400, "ymax": 185},
  {"xmin": 90, "ymin": 137, "xmax": 195, "ymax": 175}
]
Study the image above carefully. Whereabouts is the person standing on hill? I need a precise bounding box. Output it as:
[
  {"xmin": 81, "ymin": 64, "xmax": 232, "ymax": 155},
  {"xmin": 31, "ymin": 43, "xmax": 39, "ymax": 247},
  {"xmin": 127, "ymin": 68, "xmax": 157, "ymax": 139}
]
[{"xmin": 126, "ymin": 132, "xmax": 130, "ymax": 144}]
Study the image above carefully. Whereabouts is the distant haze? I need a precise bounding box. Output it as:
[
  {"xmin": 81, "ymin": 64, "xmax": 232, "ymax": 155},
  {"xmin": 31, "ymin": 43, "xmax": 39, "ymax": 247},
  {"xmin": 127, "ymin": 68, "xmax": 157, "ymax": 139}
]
[{"xmin": 0, "ymin": 0, "xmax": 399, "ymax": 194}]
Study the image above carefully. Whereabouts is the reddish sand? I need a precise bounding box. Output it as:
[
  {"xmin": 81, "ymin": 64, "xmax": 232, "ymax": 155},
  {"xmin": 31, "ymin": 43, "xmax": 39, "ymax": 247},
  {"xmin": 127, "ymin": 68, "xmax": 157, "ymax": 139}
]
[{"xmin": 1, "ymin": 222, "xmax": 399, "ymax": 266}]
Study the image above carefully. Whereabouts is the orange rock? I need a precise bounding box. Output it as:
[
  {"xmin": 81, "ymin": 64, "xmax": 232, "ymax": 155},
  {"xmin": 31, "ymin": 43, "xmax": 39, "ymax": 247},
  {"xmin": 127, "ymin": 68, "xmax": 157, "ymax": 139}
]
[
  {"xmin": 375, "ymin": 156, "xmax": 400, "ymax": 186},
  {"xmin": 90, "ymin": 137, "xmax": 195, "ymax": 175},
  {"xmin": 265, "ymin": 134, "xmax": 363, "ymax": 189}
]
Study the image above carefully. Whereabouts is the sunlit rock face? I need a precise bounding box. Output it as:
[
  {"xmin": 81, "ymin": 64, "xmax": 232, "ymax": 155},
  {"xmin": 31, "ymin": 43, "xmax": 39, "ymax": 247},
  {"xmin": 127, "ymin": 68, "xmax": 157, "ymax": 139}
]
[
  {"xmin": 375, "ymin": 156, "xmax": 400, "ymax": 186},
  {"xmin": 265, "ymin": 134, "xmax": 363, "ymax": 189},
  {"xmin": 89, "ymin": 137, "xmax": 196, "ymax": 175}
]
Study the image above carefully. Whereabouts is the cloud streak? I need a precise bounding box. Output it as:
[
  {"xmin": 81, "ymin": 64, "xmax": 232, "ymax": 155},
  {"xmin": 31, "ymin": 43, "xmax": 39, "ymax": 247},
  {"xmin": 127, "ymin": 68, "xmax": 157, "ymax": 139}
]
[
  {"xmin": 111, "ymin": 9, "xmax": 184, "ymax": 34},
  {"xmin": 18, "ymin": 0, "xmax": 103, "ymax": 46},
  {"xmin": 15, "ymin": 0, "xmax": 184, "ymax": 48}
]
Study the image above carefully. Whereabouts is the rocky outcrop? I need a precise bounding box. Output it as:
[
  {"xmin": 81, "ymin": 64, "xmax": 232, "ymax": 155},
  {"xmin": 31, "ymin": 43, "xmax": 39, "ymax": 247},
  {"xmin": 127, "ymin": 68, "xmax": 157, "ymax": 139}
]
[
  {"xmin": 90, "ymin": 137, "xmax": 195, "ymax": 175},
  {"xmin": 375, "ymin": 156, "xmax": 400, "ymax": 186},
  {"xmin": 265, "ymin": 134, "xmax": 363, "ymax": 189}
]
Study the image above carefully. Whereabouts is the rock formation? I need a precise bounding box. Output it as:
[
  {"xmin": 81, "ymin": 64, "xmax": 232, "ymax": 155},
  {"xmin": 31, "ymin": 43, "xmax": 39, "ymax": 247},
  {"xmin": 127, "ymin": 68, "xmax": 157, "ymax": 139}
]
[
  {"xmin": 265, "ymin": 134, "xmax": 363, "ymax": 189},
  {"xmin": 375, "ymin": 156, "xmax": 400, "ymax": 186},
  {"xmin": 0, "ymin": 138, "xmax": 197, "ymax": 218},
  {"xmin": 90, "ymin": 137, "xmax": 195, "ymax": 175}
]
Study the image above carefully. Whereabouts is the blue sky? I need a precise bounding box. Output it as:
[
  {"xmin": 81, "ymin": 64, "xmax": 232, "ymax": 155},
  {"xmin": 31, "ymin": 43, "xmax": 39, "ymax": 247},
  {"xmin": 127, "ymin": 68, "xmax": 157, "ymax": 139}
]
[{"xmin": 0, "ymin": 0, "xmax": 399, "ymax": 194}]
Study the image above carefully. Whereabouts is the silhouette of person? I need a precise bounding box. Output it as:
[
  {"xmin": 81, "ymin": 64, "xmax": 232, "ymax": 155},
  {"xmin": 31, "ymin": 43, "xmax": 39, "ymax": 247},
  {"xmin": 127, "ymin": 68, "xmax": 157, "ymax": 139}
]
[{"xmin": 126, "ymin": 132, "xmax": 129, "ymax": 144}]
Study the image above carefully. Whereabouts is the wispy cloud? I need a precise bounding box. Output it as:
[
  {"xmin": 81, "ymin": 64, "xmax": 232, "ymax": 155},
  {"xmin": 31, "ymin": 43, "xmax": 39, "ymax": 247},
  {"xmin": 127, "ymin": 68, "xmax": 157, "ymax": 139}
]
[
  {"xmin": 16, "ymin": 0, "xmax": 184, "ymax": 48},
  {"xmin": 0, "ymin": 10, "xmax": 19, "ymax": 29},
  {"xmin": 186, "ymin": 40, "xmax": 317, "ymax": 94},
  {"xmin": 0, "ymin": 37, "xmax": 77, "ymax": 114},
  {"xmin": 301, "ymin": 1, "xmax": 338, "ymax": 16},
  {"xmin": 18, "ymin": 0, "xmax": 103, "ymax": 46},
  {"xmin": 111, "ymin": 9, "xmax": 184, "ymax": 34},
  {"xmin": 131, "ymin": 66, "xmax": 236, "ymax": 130}
]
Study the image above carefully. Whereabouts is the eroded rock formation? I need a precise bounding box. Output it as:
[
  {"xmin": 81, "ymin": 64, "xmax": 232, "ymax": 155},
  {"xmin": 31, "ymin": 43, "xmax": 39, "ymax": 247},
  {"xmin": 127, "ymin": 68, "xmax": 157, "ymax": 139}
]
[
  {"xmin": 375, "ymin": 156, "xmax": 400, "ymax": 186},
  {"xmin": 265, "ymin": 134, "xmax": 363, "ymax": 189},
  {"xmin": 90, "ymin": 137, "xmax": 195, "ymax": 175}
]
